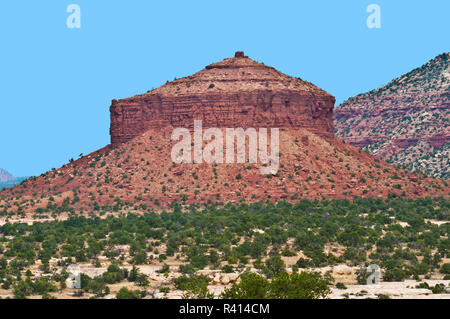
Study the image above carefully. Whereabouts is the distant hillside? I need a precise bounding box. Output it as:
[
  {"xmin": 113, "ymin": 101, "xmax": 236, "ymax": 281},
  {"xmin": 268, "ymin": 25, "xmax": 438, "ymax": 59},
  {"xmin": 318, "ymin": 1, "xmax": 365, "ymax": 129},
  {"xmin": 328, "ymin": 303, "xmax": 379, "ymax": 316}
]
[
  {"xmin": 335, "ymin": 53, "xmax": 450, "ymax": 179},
  {"xmin": 0, "ymin": 168, "xmax": 15, "ymax": 182},
  {"xmin": 0, "ymin": 177, "xmax": 29, "ymax": 190},
  {"xmin": 0, "ymin": 168, "xmax": 28, "ymax": 190}
]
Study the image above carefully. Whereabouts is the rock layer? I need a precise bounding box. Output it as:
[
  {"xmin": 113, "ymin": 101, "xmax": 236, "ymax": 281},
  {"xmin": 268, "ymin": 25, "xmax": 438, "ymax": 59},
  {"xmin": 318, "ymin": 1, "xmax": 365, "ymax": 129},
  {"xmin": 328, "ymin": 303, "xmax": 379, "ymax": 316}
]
[
  {"xmin": 110, "ymin": 52, "xmax": 335, "ymax": 145},
  {"xmin": 335, "ymin": 53, "xmax": 450, "ymax": 179}
]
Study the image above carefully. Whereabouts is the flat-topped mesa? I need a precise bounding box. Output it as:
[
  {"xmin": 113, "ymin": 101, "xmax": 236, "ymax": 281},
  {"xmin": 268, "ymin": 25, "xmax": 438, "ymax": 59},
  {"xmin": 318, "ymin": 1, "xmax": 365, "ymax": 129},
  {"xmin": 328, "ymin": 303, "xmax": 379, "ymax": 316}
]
[{"xmin": 110, "ymin": 52, "xmax": 336, "ymax": 145}]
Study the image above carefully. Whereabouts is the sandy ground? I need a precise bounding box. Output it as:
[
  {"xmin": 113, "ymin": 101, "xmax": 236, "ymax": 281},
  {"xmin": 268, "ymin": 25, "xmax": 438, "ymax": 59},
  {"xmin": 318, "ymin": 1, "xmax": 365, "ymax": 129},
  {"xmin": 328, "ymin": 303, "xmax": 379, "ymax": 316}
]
[
  {"xmin": 330, "ymin": 279, "xmax": 450, "ymax": 299},
  {"xmin": 1, "ymin": 277, "xmax": 448, "ymax": 299}
]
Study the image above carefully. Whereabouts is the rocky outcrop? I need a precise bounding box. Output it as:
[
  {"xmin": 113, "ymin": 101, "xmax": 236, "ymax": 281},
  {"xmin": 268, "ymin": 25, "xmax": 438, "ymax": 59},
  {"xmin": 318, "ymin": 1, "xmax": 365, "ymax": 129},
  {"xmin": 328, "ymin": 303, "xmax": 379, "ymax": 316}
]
[
  {"xmin": 335, "ymin": 52, "xmax": 450, "ymax": 179},
  {"xmin": 110, "ymin": 52, "xmax": 335, "ymax": 145}
]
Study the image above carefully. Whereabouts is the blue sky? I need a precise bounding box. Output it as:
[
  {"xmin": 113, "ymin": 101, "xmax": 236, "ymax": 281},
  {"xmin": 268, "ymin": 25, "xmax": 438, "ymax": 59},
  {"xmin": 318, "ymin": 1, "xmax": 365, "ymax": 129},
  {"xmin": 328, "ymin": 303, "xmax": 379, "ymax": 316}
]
[{"xmin": 0, "ymin": 0, "xmax": 449, "ymax": 177}]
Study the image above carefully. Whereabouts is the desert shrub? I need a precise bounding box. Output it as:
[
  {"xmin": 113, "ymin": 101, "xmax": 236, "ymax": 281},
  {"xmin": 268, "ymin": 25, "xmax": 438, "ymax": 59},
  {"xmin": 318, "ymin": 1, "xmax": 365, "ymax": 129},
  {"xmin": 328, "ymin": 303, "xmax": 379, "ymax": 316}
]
[
  {"xmin": 173, "ymin": 275, "xmax": 213, "ymax": 299},
  {"xmin": 222, "ymin": 272, "xmax": 330, "ymax": 299},
  {"xmin": 268, "ymin": 272, "xmax": 330, "ymax": 299},
  {"xmin": 116, "ymin": 287, "xmax": 146, "ymax": 299},
  {"xmin": 221, "ymin": 273, "xmax": 269, "ymax": 299},
  {"xmin": 383, "ymin": 267, "xmax": 407, "ymax": 282},
  {"xmin": 263, "ymin": 256, "xmax": 285, "ymax": 278},
  {"xmin": 336, "ymin": 282, "xmax": 347, "ymax": 289},
  {"xmin": 440, "ymin": 263, "xmax": 450, "ymax": 274},
  {"xmin": 431, "ymin": 283, "xmax": 446, "ymax": 294}
]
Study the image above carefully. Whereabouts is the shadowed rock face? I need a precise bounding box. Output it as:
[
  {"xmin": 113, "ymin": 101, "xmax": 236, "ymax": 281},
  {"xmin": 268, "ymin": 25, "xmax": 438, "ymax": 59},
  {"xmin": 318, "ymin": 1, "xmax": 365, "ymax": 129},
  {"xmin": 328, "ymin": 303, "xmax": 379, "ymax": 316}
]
[{"xmin": 110, "ymin": 52, "xmax": 335, "ymax": 146}]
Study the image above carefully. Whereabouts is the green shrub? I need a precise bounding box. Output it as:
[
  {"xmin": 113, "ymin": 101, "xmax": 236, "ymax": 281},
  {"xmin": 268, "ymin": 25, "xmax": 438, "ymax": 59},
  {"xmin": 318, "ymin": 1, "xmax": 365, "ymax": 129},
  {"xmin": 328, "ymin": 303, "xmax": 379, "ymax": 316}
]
[
  {"xmin": 440, "ymin": 263, "xmax": 450, "ymax": 274},
  {"xmin": 116, "ymin": 287, "xmax": 146, "ymax": 299}
]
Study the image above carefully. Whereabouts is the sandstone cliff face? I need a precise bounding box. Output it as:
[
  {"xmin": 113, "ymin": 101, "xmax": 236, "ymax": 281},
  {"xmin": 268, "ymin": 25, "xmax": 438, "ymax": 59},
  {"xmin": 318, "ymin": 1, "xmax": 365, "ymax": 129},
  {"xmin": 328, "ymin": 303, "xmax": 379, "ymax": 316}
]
[
  {"xmin": 335, "ymin": 53, "xmax": 450, "ymax": 179},
  {"xmin": 110, "ymin": 52, "xmax": 335, "ymax": 145}
]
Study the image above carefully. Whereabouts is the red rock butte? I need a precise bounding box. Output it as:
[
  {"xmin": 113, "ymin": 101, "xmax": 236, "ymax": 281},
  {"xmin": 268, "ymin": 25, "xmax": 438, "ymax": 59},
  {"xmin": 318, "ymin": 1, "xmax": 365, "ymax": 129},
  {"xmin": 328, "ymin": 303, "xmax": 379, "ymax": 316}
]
[
  {"xmin": 110, "ymin": 51, "xmax": 336, "ymax": 146},
  {"xmin": 2, "ymin": 52, "xmax": 449, "ymax": 213}
]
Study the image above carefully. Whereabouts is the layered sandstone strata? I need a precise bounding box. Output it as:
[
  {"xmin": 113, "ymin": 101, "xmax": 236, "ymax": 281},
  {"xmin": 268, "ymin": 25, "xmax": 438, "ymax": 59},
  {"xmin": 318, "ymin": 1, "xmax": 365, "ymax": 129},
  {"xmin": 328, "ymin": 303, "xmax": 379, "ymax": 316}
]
[
  {"xmin": 110, "ymin": 52, "xmax": 335, "ymax": 145},
  {"xmin": 335, "ymin": 52, "xmax": 450, "ymax": 178}
]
